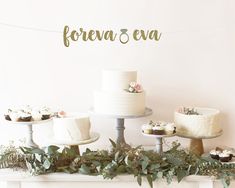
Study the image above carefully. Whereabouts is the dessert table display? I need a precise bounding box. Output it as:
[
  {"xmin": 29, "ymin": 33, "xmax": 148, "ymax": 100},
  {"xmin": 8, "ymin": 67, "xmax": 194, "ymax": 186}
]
[{"xmin": 1, "ymin": 70, "xmax": 235, "ymax": 188}]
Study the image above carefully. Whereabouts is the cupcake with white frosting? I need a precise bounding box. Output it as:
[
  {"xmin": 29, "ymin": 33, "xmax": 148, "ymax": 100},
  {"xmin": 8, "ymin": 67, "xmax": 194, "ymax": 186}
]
[
  {"xmin": 32, "ymin": 110, "xmax": 42, "ymax": 121},
  {"xmin": 210, "ymin": 149, "xmax": 221, "ymax": 160},
  {"xmin": 223, "ymin": 150, "xmax": 233, "ymax": 160},
  {"xmin": 4, "ymin": 109, "xmax": 12, "ymax": 121},
  {"xmin": 19, "ymin": 112, "xmax": 32, "ymax": 122},
  {"xmin": 142, "ymin": 124, "xmax": 153, "ymax": 134},
  {"xmin": 219, "ymin": 152, "xmax": 230, "ymax": 162},
  {"xmin": 9, "ymin": 111, "xmax": 20, "ymax": 122},
  {"xmin": 40, "ymin": 107, "xmax": 52, "ymax": 120},
  {"xmin": 153, "ymin": 126, "xmax": 165, "ymax": 135},
  {"xmin": 164, "ymin": 123, "xmax": 176, "ymax": 135}
]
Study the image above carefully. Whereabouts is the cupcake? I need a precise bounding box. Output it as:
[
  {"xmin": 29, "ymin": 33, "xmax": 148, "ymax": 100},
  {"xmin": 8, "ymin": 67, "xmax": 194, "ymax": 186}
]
[
  {"xmin": 19, "ymin": 112, "xmax": 32, "ymax": 122},
  {"xmin": 40, "ymin": 107, "xmax": 52, "ymax": 120},
  {"xmin": 219, "ymin": 152, "xmax": 230, "ymax": 162},
  {"xmin": 223, "ymin": 150, "xmax": 233, "ymax": 160},
  {"xmin": 164, "ymin": 123, "xmax": 176, "ymax": 135},
  {"xmin": 210, "ymin": 149, "xmax": 221, "ymax": 160},
  {"xmin": 153, "ymin": 126, "xmax": 165, "ymax": 135},
  {"xmin": 4, "ymin": 109, "xmax": 12, "ymax": 121},
  {"xmin": 142, "ymin": 124, "xmax": 153, "ymax": 134},
  {"xmin": 9, "ymin": 111, "xmax": 20, "ymax": 122},
  {"xmin": 32, "ymin": 111, "xmax": 42, "ymax": 121}
]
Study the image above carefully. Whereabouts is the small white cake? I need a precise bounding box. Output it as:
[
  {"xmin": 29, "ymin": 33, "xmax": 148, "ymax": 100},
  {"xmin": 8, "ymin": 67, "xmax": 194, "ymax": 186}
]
[
  {"xmin": 53, "ymin": 113, "xmax": 91, "ymax": 142},
  {"xmin": 94, "ymin": 70, "xmax": 146, "ymax": 116},
  {"xmin": 174, "ymin": 107, "xmax": 222, "ymax": 137}
]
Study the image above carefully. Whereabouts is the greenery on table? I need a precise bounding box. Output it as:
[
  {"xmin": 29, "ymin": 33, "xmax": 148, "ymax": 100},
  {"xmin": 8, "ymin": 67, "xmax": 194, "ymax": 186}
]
[{"xmin": 1, "ymin": 140, "xmax": 235, "ymax": 188}]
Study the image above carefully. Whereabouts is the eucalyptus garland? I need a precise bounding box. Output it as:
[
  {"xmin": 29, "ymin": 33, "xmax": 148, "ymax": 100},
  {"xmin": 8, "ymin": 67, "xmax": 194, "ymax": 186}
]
[{"xmin": 0, "ymin": 140, "xmax": 235, "ymax": 188}]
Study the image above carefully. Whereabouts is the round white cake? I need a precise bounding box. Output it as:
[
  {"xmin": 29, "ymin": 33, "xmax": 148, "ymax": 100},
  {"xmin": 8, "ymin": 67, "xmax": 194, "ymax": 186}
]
[
  {"xmin": 94, "ymin": 70, "xmax": 146, "ymax": 116},
  {"xmin": 174, "ymin": 107, "xmax": 222, "ymax": 138},
  {"xmin": 53, "ymin": 113, "xmax": 91, "ymax": 142}
]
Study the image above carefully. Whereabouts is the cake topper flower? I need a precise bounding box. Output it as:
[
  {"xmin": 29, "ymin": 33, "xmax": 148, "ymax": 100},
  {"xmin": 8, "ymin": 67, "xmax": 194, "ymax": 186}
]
[
  {"xmin": 126, "ymin": 82, "xmax": 143, "ymax": 93},
  {"xmin": 178, "ymin": 107, "xmax": 200, "ymax": 115}
]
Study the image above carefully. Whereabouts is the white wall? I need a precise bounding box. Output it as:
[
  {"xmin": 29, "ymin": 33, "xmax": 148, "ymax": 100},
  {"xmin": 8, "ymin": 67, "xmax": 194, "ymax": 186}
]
[{"xmin": 0, "ymin": 0, "xmax": 235, "ymax": 152}]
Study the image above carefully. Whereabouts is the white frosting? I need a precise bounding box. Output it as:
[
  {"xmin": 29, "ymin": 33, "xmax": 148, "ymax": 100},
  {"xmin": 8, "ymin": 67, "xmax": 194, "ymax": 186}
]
[
  {"xmin": 210, "ymin": 149, "xmax": 221, "ymax": 155},
  {"xmin": 102, "ymin": 70, "xmax": 137, "ymax": 91},
  {"xmin": 174, "ymin": 107, "xmax": 221, "ymax": 137},
  {"xmin": 53, "ymin": 114, "xmax": 91, "ymax": 141},
  {"xmin": 9, "ymin": 112, "xmax": 20, "ymax": 121},
  {"xmin": 165, "ymin": 123, "xmax": 175, "ymax": 132},
  {"xmin": 142, "ymin": 124, "xmax": 153, "ymax": 130},
  {"xmin": 94, "ymin": 91, "xmax": 145, "ymax": 116},
  {"xmin": 153, "ymin": 126, "xmax": 164, "ymax": 131},
  {"xmin": 219, "ymin": 153, "xmax": 230, "ymax": 158}
]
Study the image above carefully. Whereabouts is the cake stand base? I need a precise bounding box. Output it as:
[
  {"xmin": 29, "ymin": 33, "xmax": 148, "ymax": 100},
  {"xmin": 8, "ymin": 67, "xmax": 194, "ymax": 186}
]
[
  {"xmin": 70, "ymin": 145, "xmax": 80, "ymax": 155},
  {"xmin": 90, "ymin": 108, "xmax": 153, "ymax": 145},
  {"xmin": 26, "ymin": 124, "xmax": 39, "ymax": 148},
  {"xmin": 177, "ymin": 131, "xmax": 223, "ymax": 156},
  {"xmin": 116, "ymin": 118, "xmax": 126, "ymax": 144},
  {"xmin": 189, "ymin": 138, "xmax": 204, "ymax": 155},
  {"xmin": 142, "ymin": 132, "xmax": 176, "ymax": 154}
]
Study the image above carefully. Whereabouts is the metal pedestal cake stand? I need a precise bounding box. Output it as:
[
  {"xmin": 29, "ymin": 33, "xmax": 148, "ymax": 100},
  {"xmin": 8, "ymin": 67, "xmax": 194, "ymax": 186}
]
[
  {"xmin": 90, "ymin": 108, "xmax": 153, "ymax": 144},
  {"xmin": 177, "ymin": 131, "xmax": 223, "ymax": 155},
  {"xmin": 5, "ymin": 119, "xmax": 52, "ymax": 148},
  {"xmin": 142, "ymin": 132, "xmax": 176, "ymax": 154}
]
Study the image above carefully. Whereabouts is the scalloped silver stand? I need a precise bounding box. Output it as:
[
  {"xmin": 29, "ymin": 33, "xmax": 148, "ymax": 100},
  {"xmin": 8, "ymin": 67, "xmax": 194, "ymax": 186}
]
[{"xmin": 90, "ymin": 108, "xmax": 153, "ymax": 144}]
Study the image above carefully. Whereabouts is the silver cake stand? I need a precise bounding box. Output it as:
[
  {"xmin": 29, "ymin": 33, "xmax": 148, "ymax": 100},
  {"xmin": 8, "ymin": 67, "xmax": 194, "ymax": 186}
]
[
  {"xmin": 90, "ymin": 108, "xmax": 153, "ymax": 144},
  {"xmin": 142, "ymin": 132, "xmax": 176, "ymax": 154},
  {"xmin": 177, "ymin": 131, "xmax": 223, "ymax": 155},
  {"xmin": 5, "ymin": 119, "xmax": 52, "ymax": 148}
]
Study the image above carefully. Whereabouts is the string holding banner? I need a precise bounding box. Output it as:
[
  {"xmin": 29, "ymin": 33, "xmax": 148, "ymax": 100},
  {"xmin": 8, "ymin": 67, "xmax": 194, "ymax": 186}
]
[
  {"xmin": 0, "ymin": 21, "xmax": 62, "ymax": 34},
  {"xmin": 0, "ymin": 21, "xmax": 229, "ymax": 35}
]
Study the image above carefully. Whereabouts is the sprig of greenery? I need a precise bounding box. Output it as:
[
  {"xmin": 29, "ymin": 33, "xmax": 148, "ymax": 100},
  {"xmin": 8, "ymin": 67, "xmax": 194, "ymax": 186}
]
[{"xmin": 1, "ymin": 140, "xmax": 235, "ymax": 188}]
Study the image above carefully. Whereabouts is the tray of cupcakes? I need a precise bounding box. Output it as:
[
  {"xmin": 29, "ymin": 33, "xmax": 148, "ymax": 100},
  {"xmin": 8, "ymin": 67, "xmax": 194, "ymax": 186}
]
[
  {"xmin": 142, "ymin": 120, "xmax": 176, "ymax": 138},
  {"xmin": 4, "ymin": 106, "xmax": 54, "ymax": 124},
  {"xmin": 209, "ymin": 147, "xmax": 235, "ymax": 163}
]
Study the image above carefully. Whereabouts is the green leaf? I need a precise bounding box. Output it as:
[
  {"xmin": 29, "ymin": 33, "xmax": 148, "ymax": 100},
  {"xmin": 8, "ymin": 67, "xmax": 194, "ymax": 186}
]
[
  {"xmin": 109, "ymin": 139, "xmax": 116, "ymax": 148},
  {"xmin": 43, "ymin": 159, "xmax": 51, "ymax": 170},
  {"xmin": 79, "ymin": 164, "xmax": 91, "ymax": 174},
  {"xmin": 114, "ymin": 151, "xmax": 120, "ymax": 162},
  {"xmin": 141, "ymin": 160, "xmax": 149, "ymax": 172},
  {"xmin": 137, "ymin": 174, "xmax": 142, "ymax": 186},
  {"xmin": 116, "ymin": 165, "xmax": 126, "ymax": 173},
  {"xmin": 147, "ymin": 175, "xmax": 153, "ymax": 188},
  {"xmin": 47, "ymin": 145, "xmax": 60, "ymax": 155},
  {"xmin": 30, "ymin": 148, "xmax": 45, "ymax": 155},
  {"xmin": 176, "ymin": 169, "xmax": 188, "ymax": 182},
  {"xmin": 157, "ymin": 171, "xmax": 163, "ymax": 178}
]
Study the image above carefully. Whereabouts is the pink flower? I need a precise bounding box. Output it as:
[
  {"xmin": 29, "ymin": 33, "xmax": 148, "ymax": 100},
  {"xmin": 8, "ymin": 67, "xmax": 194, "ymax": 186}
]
[{"xmin": 134, "ymin": 84, "xmax": 142, "ymax": 92}]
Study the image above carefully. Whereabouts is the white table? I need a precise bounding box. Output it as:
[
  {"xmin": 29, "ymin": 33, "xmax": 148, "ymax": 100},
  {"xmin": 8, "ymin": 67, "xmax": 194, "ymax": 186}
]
[{"xmin": 0, "ymin": 169, "xmax": 231, "ymax": 188}]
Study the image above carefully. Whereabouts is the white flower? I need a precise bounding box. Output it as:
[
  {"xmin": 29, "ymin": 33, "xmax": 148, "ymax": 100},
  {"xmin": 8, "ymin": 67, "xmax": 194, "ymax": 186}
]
[
  {"xmin": 128, "ymin": 87, "xmax": 135, "ymax": 92},
  {"xmin": 129, "ymin": 82, "xmax": 137, "ymax": 88}
]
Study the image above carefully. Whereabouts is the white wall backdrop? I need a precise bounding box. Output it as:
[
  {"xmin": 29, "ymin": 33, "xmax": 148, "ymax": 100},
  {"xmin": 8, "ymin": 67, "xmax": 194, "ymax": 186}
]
[{"xmin": 0, "ymin": 0, "xmax": 235, "ymax": 152}]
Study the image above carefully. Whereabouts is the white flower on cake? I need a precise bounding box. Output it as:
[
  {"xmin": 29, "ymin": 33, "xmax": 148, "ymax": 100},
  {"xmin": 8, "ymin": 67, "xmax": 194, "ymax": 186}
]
[{"xmin": 127, "ymin": 82, "xmax": 143, "ymax": 93}]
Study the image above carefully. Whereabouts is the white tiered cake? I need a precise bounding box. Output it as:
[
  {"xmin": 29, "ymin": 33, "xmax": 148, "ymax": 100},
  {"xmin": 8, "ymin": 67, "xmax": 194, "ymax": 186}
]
[
  {"xmin": 174, "ymin": 107, "xmax": 222, "ymax": 137},
  {"xmin": 94, "ymin": 70, "xmax": 146, "ymax": 116}
]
